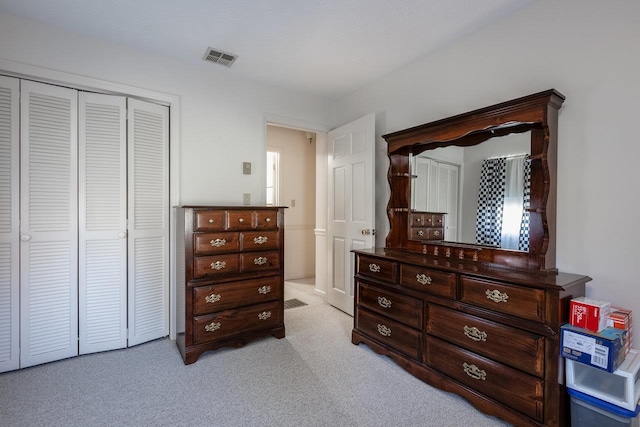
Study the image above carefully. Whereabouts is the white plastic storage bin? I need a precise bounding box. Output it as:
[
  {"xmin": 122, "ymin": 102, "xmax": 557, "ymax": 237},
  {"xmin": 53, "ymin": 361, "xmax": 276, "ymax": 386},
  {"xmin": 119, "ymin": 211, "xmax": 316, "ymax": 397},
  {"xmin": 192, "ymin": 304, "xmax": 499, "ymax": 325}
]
[
  {"xmin": 566, "ymin": 349, "xmax": 640, "ymax": 411},
  {"xmin": 568, "ymin": 388, "xmax": 640, "ymax": 427}
]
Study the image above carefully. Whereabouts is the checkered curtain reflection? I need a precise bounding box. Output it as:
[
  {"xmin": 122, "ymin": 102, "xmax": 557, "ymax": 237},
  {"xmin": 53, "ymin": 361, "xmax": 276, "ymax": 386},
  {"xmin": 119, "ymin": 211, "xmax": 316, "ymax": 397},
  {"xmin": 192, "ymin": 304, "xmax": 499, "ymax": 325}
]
[
  {"xmin": 475, "ymin": 158, "xmax": 506, "ymax": 246},
  {"xmin": 475, "ymin": 156, "xmax": 531, "ymax": 249}
]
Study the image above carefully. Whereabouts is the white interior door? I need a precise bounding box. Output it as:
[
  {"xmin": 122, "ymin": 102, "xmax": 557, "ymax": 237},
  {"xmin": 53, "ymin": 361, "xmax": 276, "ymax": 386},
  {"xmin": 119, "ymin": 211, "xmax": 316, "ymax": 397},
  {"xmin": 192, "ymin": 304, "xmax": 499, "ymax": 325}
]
[
  {"xmin": 327, "ymin": 114, "xmax": 375, "ymax": 315},
  {"xmin": 78, "ymin": 92, "xmax": 127, "ymax": 354},
  {"xmin": 20, "ymin": 80, "xmax": 78, "ymax": 368},
  {"xmin": 0, "ymin": 76, "xmax": 20, "ymax": 373},
  {"xmin": 127, "ymin": 98, "xmax": 169, "ymax": 346}
]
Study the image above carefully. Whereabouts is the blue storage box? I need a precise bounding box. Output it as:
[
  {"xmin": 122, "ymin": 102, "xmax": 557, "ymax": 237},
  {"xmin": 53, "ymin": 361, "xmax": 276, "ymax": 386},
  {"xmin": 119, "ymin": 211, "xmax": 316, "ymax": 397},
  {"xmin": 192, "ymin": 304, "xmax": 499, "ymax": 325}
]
[
  {"xmin": 568, "ymin": 388, "xmax": 639, "ymax": 427},
  {"xmin": 561, "ymin": 323, "xmax": 628, "ymax": 372}
]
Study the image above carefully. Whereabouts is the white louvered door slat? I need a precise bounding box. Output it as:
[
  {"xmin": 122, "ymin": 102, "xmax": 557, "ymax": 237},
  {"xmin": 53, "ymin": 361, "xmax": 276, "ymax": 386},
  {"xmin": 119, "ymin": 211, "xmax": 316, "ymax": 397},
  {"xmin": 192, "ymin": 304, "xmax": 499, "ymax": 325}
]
[
  {"xmin": 20, "ymin": 80, "xmax": 78, "ymax": 367},
  {"xmin": 0, "ymin": 76, "xmax": 19, "ymax": 373},
  {"xmin": 79, "ymin": 93, "xmax": 127, "ymax": 354},
  {"xmin": 127, "ymin": 98, "xmax": 169, "ymax": 346}
]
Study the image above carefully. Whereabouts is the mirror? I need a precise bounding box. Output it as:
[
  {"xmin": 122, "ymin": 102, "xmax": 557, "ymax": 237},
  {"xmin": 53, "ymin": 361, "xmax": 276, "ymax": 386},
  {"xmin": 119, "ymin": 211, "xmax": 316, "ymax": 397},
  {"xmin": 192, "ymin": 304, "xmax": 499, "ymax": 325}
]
[
  {"xmin": 382, "ymin": 89, "xmax": 565, "ymax": 272},
  {"xmin": 410, "ymin": 132, "xmax": 531, "ymax": 250}
]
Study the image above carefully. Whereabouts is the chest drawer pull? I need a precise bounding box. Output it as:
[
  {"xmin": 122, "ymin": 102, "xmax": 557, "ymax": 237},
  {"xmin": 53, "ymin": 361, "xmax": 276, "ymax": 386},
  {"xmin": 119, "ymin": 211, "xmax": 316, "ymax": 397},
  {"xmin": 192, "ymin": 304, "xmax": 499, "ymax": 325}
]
[
  {"xmin": 238, "ymin": 218, "xmax": 244, "ymax": 223},
  {"xmin": 205, "ymin": 293, "xmax": 222, "ymax": 304},
  {"xmin": 377, "ymin": 296, "xmax": 392, "ymax": 309},
  {"xmin": 204, "ymin": 322, "xmax": 221, "ymax": 332},
  {"xmin": 416, "ymin": 274, "xmax": 432, "ymax": 285},
  {"xmin": 208, "ymin": 219, "xmax": 214, "ymax": 224},
  {"xmin": 211, "ymin": 261, "xmax": 227, "ymax": 270},
  {"xmin": 433, "ymin": 230, "xmax": 440, "ymax": 237},
  {"xmin": 377, "ymin": 324, "xmax": 392, "ymax": 337},
  {"xmin": 485, "ymin": 289, "xmax": 509, "ymax": 303},
  {"xmin": 266, "ymin": 218, "xmax": 271, "ymax": 222},
  {"xmin": 463, "ymin": 362, "xmax": 486, "ymax": 381},
  {"xmin": 254, "ymin": 236, "xmax": 268, "ymax": 244},
  {"xmin": 258, "ymin": 285, "xmax": 272, "ymax": 294},
  {"xmin": 369, "ymin": 263, "xmax": 381, "ymax": 273},
  {"xmin": 417, "ymin": 230, "xmax": 424, "ymax": 236},
  {"xmin": 254, "ymin": 256, "xmax": 268, "ymax": 265},
  {"xmin": 210, "ymin": 238, "xmax": 227, "ymax": 247},
  {"xmin": 463, "ymin": 325, "xmax": 487, "ymax": 342},
  {"xmin": 258, "ymin": 311, "xmax": 272, "ymax": 320}
]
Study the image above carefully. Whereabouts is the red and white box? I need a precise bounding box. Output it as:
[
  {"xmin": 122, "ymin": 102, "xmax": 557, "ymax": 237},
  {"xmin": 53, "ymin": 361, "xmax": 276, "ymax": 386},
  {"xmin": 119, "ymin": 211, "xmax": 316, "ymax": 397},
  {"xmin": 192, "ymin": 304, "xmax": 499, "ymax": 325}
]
[{"xmin": 569, "ymin": 297, "xmax": 612, "ymax": 333}]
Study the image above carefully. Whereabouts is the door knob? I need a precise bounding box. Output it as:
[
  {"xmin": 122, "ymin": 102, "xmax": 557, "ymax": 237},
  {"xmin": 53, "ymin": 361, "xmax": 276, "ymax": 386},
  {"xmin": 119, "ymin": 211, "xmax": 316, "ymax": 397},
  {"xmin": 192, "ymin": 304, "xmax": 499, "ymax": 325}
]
[
  {"xmin": 118, "ymin": 232, "xmax": 127, "ymax": 239},
  {"xmin": 20, "ymin": 234, "xmax": 31, "ymax": 242},
  {"xmin": 361, "ymin": 229, "xmax": 371, "ymax": 235}
]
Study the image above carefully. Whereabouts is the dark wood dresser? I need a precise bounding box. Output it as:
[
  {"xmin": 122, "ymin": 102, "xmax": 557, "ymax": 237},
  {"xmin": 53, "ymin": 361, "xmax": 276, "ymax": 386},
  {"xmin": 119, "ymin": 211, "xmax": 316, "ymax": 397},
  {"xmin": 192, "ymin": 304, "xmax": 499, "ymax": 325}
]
[
  {"xmin": 175, "ymin": 206, "xmax": 286, "ymax": 364},
  {"xmin": 352, "ymin": 248, "xmax": 590, "ymax": 427},
  {"xmin": 352, "ymin": 90, "xmax": 592, "ymax": 426}
]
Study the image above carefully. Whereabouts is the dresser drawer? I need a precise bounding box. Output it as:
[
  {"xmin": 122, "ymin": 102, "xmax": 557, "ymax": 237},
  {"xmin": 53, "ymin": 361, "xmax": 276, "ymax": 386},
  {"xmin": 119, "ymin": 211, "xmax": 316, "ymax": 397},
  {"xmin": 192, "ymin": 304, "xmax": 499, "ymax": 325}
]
[
  {"xmin": 194, "ymin": 210, "xmax": 225, "ymax": 231},
  {"xmin": 357, "ymin": 255, "xmax": 397, "ymax": 283},
  {"xmin": 356, "ymin": 308, "xmax": 421, "ymax": 359},
  {"xmin": 426, "ymin": 337, "xmax": 544, "ymax": 422},
  {"xmin": 226, "ymin": 210, "xmax": 254, "ymax": 230},
  {"xmin": 399, "ymin": 264, "xmax": 456, "ymax": 298},
  {"xmin": 255, "ymin": 210, "xmax": 278, "ymax": 229},
  {"xmin": 241, "ymin": 251, "xmax": 280, "ymax": 272},
  {"xmin": 242, "ymin": 231, "xmax": 280, "ymax": 251},
  {"xmin": 193, "ymin": 254, "xmax": 240, "ymax": 279},
  {"xmin": 409, "ymin": 213, "xmax": 444, "ymax": 227},
  {"xmin": 460, "ymin": 276, "xmax": 545, "ymax": 322},
  {"xmin": 427, "ymin": 304, "xmax": 544, "ymax": 377},
  {"xmin": 409, "ymin": 227, "xmax": 444, "ymax": 240},
  {"xmin": 194, "ymin": 232, "xmax": 240, "ymax": 255},
  {"xmin": 193, "ymin": 301, "xmax": 281, "ymax": 344},
  {"xmin": 193, "ymin": 276, "xmax": 281, "ymax": 315},
  {"xmin": 358, "ymin": 281, "xmax": 423, "ymax": 330}
]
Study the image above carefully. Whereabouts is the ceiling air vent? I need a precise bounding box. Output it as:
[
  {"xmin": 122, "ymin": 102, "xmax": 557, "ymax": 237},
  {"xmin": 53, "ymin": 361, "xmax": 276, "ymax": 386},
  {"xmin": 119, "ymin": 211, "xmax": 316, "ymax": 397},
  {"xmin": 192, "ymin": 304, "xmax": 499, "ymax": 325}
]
[{"xmin": 202, "ymin": 47, "xmax": 238, "ymax": 68}]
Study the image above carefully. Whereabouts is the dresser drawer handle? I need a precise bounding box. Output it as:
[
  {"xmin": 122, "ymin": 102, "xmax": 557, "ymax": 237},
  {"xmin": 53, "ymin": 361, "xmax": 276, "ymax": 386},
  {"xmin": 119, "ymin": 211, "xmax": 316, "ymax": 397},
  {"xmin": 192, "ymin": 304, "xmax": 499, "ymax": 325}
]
[
  {"xmin": 204, "ymin": 322, "xmax": 221, "ymax": 332},
  {"xmin": 208, "ymin": 218, "xmax": 214, "ymax": 224},
  {"xmin": 463, "ymin": 362, "xmax": 486, "ymax": 381},
  {"xmin": 205, "ymin": 293, "xmax": 221, "ymax": 304},
  {"xmin": 416, "ymin": 274, "xmax": 432, "ymax": 285},
  {"xmin": 377, "ymin": 296, "xmax": 392, "ymax": 309},
  {"xmin": 254, "ymin": 256, "xmax": 268, "ymax": 265},
  {"xmin": 254, "ymin": 236, "xmax": 268, "ymax": 244},
  {"xmin": 417, "ymin": 230, "xmax": 424, "ymax": 237},
  {"xmin": 433, "ymin": 230, "xmax": 440, "ymax": 237},
  {"xmin": 210, "ymin": 238, "xmax": 227, "ymax": 247},
  {"xmin": 211, "ymin": 261, "xmax": 227, "ymax": 270},
  {"xmin": 463, "ymin": 325, "xmax": 487, "ymax": 342},
  {"xmin": 377, "ymin": 324, "xmax": 392, "ymax": 337},
  {"xmin": 266, "ymin": 218, "xmax": 271, "ymax": 222},
  {"xmin": 485, "ymin": 289, "xmax": 509, "ymax": 303},
  {"xmin": 238, "ymin": 218, "xmax": 245, "ymax": 223},
  {"xmin": 369, "ymin": 263, "xmax": 381, "ymax": 273},
  {"xmin": 258, "ymin": 285, "xmax": 272, "ymax": 294},
  {"xmin": 258, "ymin": 311, "xmax": 272, "ymax": 320}
]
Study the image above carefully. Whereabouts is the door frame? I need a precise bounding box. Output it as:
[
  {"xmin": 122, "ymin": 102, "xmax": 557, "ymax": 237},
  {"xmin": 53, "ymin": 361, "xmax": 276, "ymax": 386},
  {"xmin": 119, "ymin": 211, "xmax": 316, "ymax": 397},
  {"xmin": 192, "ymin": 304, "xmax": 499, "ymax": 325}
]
[
  {"xmin": 0, "ymin": 58, "xmax": 181, "ymax": 340},
  {"xmin": 262, "ymin": 114, "xmax": 330, "ymax": 298}
]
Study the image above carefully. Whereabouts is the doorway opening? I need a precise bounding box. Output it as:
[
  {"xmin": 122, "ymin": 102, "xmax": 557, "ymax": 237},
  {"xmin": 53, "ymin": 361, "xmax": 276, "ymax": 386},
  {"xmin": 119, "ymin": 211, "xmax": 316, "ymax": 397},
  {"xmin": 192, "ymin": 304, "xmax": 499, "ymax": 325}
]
[{"xmin": 266, "ymin": 124, "xmax": 318, "ymax": 306}]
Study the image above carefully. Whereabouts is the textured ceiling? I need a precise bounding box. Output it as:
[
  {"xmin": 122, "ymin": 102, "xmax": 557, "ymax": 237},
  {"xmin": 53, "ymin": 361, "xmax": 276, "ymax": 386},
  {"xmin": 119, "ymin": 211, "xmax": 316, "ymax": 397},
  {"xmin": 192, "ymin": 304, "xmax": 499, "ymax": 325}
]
[{"xmin": 0, "ymin": 0, "xmax": 536, "ymax": 100}]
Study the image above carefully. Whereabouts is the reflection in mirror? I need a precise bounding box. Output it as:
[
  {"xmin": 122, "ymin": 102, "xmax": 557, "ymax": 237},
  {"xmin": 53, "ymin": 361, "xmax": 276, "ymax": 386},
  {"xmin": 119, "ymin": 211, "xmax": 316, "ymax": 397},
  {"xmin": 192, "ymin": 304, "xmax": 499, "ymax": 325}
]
[{"xmin": 411, "ymin": 132, "xmax": 531, "ymax": 251}]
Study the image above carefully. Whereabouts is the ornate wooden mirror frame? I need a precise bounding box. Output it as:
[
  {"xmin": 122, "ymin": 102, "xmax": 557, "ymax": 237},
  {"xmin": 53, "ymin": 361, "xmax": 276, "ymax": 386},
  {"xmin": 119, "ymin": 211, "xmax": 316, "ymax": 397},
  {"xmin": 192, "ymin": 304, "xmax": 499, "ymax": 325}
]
[{"xmin": 383, "ymin": 89, "xmax": 565, "ymax": 272}]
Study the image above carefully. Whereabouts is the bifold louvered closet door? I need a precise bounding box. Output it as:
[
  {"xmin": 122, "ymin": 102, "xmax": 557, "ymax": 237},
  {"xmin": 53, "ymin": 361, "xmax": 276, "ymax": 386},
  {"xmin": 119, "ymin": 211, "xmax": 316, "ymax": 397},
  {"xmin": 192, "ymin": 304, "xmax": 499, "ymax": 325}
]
[{"xmin": 0, "ymin": 77, "xmax": 169, "ymax": 372}]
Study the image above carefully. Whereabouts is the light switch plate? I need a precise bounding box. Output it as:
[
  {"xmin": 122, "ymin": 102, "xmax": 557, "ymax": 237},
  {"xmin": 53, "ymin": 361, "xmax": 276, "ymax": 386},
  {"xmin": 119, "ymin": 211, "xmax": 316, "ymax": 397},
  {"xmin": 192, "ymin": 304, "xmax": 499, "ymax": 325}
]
[{"xmin": 243, "ymin": 162, "xmax": 251, "ymax": 175}]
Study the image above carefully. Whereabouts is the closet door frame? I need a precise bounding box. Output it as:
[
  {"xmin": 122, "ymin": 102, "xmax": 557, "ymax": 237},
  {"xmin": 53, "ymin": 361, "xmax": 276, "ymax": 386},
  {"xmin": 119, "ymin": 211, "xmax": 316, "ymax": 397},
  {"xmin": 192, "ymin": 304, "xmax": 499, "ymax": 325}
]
[{"xmin": 1, "ymin": 59, "xmax": 181, "ymax": 343}]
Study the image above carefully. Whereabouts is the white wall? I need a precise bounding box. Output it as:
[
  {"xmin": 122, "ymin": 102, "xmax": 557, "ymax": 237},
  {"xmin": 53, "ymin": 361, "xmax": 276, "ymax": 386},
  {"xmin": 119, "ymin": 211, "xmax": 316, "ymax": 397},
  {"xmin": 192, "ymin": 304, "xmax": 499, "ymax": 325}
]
[
  {"xmin": 267, "ymin": 126, "xmax": 316, "ymax": 280},
  {"xmin": 336, "ymin": 0, "xmax": 640, "ymax": 347},
  {"xmin": 0, "ymin": 12, "xmax": 336, "ymax": 206}
]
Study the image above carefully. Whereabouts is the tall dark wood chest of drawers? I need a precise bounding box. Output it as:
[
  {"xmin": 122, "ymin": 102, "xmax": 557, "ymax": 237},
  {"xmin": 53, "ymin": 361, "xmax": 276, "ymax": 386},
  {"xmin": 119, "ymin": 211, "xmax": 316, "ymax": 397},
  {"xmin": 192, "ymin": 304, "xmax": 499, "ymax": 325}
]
[{"xmin": 175, "ymin": 206, "xmax": 286, "ymax": 364}]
